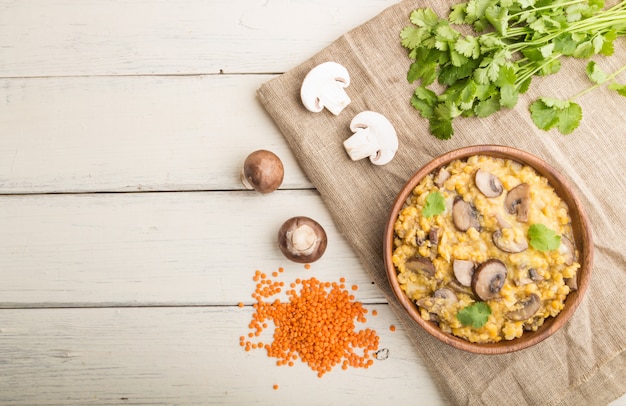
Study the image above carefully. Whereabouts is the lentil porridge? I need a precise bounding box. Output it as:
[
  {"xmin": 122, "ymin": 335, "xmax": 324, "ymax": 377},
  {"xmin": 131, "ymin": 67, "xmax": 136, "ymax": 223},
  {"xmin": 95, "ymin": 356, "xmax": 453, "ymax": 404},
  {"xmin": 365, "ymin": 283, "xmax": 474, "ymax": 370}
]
[{"xmin": 391, "ymin": 155, "xmax": 580, "ymax": 343}]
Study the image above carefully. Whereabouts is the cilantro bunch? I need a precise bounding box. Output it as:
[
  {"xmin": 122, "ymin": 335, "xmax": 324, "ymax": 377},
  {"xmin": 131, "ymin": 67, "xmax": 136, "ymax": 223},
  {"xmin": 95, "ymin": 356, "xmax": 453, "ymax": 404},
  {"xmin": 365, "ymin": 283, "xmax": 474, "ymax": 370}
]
[{"xmin": 401, "ymin": 0, "xmax": 626, "ymax": 139}]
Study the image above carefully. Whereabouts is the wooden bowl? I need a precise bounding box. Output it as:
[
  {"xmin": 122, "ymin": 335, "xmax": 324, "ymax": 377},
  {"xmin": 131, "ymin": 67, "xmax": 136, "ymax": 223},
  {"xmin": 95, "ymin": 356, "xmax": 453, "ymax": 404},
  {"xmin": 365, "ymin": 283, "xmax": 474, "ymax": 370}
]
[{"xmin": 383, "ymin": 145, "xmax": 593, "ymax": 354}]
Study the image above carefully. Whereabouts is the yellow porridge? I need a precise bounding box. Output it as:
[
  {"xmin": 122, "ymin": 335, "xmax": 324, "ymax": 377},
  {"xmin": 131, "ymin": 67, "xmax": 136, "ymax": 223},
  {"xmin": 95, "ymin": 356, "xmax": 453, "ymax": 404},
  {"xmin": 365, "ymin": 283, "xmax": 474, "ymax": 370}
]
[{"xmin": 391, "ymin": 155, "xmax": 580, "ymax": 343}]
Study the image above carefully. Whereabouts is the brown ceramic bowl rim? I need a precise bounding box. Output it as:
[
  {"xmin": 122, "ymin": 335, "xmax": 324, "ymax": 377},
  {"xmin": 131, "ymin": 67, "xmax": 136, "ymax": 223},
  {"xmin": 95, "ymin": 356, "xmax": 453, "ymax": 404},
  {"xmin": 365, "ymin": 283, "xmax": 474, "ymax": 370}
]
[{"xmin": 383, "ymin": 145, "xmax": 593, "ymax": 354}]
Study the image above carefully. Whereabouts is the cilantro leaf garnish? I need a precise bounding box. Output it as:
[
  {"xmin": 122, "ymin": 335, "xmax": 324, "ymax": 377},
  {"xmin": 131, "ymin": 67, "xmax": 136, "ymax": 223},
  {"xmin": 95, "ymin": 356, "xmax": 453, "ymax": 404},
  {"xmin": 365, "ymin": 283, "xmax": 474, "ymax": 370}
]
[
  {"xmin": 457, "ymin": 302, "xmax": 491, "ymax": 329},
  {"xmin": 422, "ymin": 191, "xmax": 445, "ymax": 218},
  {"xmin": 528, "ymin": 224, "xmax": 562, "ymax": 251}
]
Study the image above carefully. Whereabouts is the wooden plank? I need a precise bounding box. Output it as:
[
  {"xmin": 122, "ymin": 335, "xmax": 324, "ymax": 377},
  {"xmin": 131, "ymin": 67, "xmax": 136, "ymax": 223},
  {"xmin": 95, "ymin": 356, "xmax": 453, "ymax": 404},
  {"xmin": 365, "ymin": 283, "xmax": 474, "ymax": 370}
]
[
  {"xmin": 0, "ymin": 74, "xmax": 313, "ymax": 194},
  {"xmin": 0, "ymin": 305, "xmax": 443, "ymax": 405},
  {"xmin": 0, "ymin": 0, "xmax": 399, "ymax": 77},
  {"xmin": 0, "ymin": 190, "xmax": 388, "ymax": 307}
]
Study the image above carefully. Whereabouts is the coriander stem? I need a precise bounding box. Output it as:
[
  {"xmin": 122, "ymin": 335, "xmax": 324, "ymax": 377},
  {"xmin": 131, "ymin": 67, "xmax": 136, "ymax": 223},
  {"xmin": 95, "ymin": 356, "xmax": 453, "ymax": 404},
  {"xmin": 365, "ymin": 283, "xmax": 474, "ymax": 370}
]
[
  {"xmin": 509, "ymin": 0, "xmax": 588, "ymax": 18},
  {"xmin": 570, "ymin": 62, "xmax": 626, "ymax": 100}
]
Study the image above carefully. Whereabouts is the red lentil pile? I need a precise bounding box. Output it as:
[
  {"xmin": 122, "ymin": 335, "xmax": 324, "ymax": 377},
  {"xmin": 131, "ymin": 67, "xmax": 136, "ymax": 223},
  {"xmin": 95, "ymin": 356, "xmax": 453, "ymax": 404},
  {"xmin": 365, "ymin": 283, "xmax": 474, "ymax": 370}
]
[{"xmin": 240, "ymin": 267, "xmax": 380, "ymax": 377}]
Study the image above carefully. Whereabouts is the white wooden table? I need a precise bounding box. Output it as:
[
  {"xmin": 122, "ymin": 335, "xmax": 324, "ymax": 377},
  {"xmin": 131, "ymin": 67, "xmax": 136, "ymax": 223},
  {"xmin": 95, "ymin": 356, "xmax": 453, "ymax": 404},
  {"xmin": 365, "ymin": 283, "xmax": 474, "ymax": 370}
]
[{"xmin": 1, "ymin": 1, "xmax": 624, "ymax": 404}]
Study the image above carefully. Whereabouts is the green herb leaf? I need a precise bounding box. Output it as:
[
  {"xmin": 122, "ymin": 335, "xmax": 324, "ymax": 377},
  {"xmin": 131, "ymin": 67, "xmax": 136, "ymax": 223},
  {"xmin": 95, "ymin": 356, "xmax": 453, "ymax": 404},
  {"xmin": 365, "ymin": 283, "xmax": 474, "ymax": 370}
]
[
  {"xmin": 422, "ymin": 191, "xmax": 446, "ymax": 218},
  {"xmin": 474, "ymin": 95, "xmax": 500, "ymax": 117},
  {"xmin": 608, "ymin": 82, "xmax": 626, "ymax": 97},
  {"xmin": 455, "ymin": 35, "xmax": 481, "ymax": 59},
  {"xmin": 530, "ymin": 99, "xmax": 559, "ymax": 130},
  {"xmin": 457, "ymin": 302, "xmax": 492, "ymax": 328},
  {"xmin": 500, "ymin": 83, "xmax": 519, "ymax": 108},
  {"xmin": 586, "ymin": 61, "xmax": 607, "ymax": 84},
  {"xmin": 410, "ymin": 8, "xmax": 440, "ymax": 29},
  {"xmin": 400, "ymin": 26, "xmax": 429, "ymax": 50},
  {"xmin": 411, "ymin": 86, "xmax": 438, "ymax": 118},
  {"xmin": 528, "ymin": 224, "xmax": 562, "ymax": 251},
  {"xmin": 530, "ymin": 98, "xmax": 582, "ymax": 134}
]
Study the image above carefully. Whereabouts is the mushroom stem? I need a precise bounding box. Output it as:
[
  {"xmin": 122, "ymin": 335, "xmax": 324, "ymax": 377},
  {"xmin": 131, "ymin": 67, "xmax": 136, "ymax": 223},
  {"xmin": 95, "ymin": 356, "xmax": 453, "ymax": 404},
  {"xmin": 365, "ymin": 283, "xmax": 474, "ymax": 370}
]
[
  {"xmin": 287, "ymin": 224, "xmax": 317, "ymax": 256},
  {"xmin": 277, "ymin": 216, "xmax": 328, "ymax": 263},
  {"xmin": 343, "ymin": 127, "xmax": 381, "ymax": 161},
  {"xmin": 317, "ymin": 81, "xmax": 351, "ymax": 115}
]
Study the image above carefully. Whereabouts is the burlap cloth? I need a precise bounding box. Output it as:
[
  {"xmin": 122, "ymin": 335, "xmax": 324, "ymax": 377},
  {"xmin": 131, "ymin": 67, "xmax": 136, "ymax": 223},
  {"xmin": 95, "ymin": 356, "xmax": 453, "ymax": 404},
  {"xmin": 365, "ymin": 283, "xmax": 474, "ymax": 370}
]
[{"xmin": 257, "ymin": 1, "xmax": 626, "ymax": 404}]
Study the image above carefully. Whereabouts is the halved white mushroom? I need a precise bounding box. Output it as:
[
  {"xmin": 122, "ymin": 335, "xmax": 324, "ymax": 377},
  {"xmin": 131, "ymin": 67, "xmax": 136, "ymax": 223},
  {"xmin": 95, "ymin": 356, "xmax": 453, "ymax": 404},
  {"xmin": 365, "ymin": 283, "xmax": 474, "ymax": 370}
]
[
  {"xmin": 472, "ymin": 259, "xmax": 508, "ymax": 301},
  {"xmin": 492, "ymin": 229, "xmax": 528, "ymax": 253},
  {"xmin": 475, "ymin": 169, "xmax": 503, "ymax": 198},
  {"xmin": 343, "ymin": 111, "xmax": 398, "ymax": 165},
  {"xmin": 505, "ymin": 183, "xmax": 530, "ymax": 222},
  {"xmin": 300, "ymin": 62, "xmax": 351, "ymax": 115},
  {"xmin": 506, "ymin": 293, "xmax": 541, "ymax": 321},
  {"xmin": 452, "ymin": 197, "xmax": 480, "ymax": 231}
]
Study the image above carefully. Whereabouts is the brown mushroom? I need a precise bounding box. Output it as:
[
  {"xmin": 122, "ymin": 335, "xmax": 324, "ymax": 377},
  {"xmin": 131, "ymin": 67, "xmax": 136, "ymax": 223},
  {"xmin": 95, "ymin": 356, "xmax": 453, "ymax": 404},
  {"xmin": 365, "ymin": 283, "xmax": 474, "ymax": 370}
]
[
  {"xmin": 560, "ymin": 236, "xmax": 576, "ymax": 266},
  {"xmin": 474, "ymin": 169, "xmax": 503, "ymax": 198},
  {"xmin": 277, "ymin": 216, "xmax": 327, "ymax": 263},
  {"xmin": 492, "ymin": 229, "xmax": 528, "ymax": 253},
  {"xmin": 506, "ymin": 293, "xmax": 541, "ymax": 321},
  {"xmin": 472, "ymin": 259, "xmax": 508, "ymax": 301},
  {"xmin": 560, "ymin": 236, "xmax": 578, "ymax": 290},
  {"xmin": 505, "ymin": 183, "xmax": 530, "ymax": 222},
  {"xmin": 515, "ymin": 267, "xmax": 545, "ymax": 286},
  {"xmin": 416, "ymin": 288, "xmax": 458, "ymax": 321},
  {"xmin": 448, "ymin": 280, "xmax": 475, "ymax": 297},
  {"xmin": 240, "ymin": 150, "xmax": 284, "ymax": 194},
  {"xmin": 429, "ymin": 228, "xmax": 440, "ymax": 246},
  {"xmin": 404, "ymin": 256, "xmax": 436, "ymax": 277},
  {"xmin": 434, "ymin": 168, "xmax": 450, "ymax": 188},
  {"xmin": 453, "ymin": 259, "xmax": 475, "ymax": 287},
  {"xmin": 452, "ymin": 197, "xmax": 480, "ymax": 231},
  {"xmin": 434, "ymin": 287, "xmax": 458, "ymax": 303}
]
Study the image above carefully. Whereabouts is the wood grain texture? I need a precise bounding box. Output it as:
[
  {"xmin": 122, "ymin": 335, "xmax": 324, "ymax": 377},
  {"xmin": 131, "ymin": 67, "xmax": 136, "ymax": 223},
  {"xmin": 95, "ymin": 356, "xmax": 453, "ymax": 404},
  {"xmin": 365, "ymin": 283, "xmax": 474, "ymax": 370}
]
[
  {"xmin": 0, "ymin": 74, "xmax": 312, "ymax": 194},
  {"xmin": 0, "ymin": 0, "xmax": 398, "ymax": 77},
  {"xmin": 0, "ymin": 190, "xmax": 387, "ymax": 307},
  {"xmin": 0, "ymin": 306, "xmax": 442, "ymax": 405}
]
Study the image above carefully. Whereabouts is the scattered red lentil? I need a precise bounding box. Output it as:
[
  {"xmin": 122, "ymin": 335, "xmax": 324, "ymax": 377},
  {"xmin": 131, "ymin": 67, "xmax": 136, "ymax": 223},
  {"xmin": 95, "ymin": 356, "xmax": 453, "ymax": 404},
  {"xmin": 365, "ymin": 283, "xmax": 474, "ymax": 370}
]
[
  {"xmin": 273, "ymin": 384, "xmax": 279, "ymax": 390},
  {"xmin": 304, "ymin": 263, "xmax": 311, "ymax": 270},
  {"xmin": 389, "ymin": 325, "xmax": 396, "ymax": 332},
  {"xmin": 240, "ymin": 266, "xmax": 380, "ymax": 378},
  {"xmin": 372, "ymin": 310, "xmax": 378, "ymax": 316},
  {"xmin": 238, "ymin": 302, "xmax": 244, "ymax": 308}
]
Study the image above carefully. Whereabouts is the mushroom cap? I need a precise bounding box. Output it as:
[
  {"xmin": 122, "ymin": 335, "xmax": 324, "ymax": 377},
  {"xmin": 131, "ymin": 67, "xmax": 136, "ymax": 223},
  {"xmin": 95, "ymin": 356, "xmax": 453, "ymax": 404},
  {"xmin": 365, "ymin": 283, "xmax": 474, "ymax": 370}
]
[
  {"xmin": 404, "ymin": 256, "xmax": 436, "ymax": 277},
  {"xmin": 505, "ymin": 183, "xmax": 530, "ymax": 222},
  {"xmin": 434, "ymin": 288, "xmax": 458, "ymax": 303},
  {"xmin": 492, "ymin": 229, "xmax": 529, "ymax": 253},
  {"xmin": 277, "ymin": 216, "xmax": 327, "ymax": 263},
  {"xmin": 472, "ymin": 259, "xmax": 508, "ymax": 301},
  {"xmin": 506, "ymin": 293, "xmax": 541, "ymax": 321},
  {"xmin": 475, "ymin": 169, "xmax": 504, "ymax": 198},
  {"xmin": 344, "ymin": 111, "xmax": 398, "ymax": 165},
  {"xmin": 300, "ymin": 62, "xmax": 351, "ymax": 115},
  {"xmin": 241, "ymin": 150, "xmax": 284, "ymax": 194},
  {"xmin": 452, "ymin": 197, "xmax": 480, "ymax": 231},
  {"xmin": 453, "ymin": 259, "xmax": 475, "ymax": 287}
]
